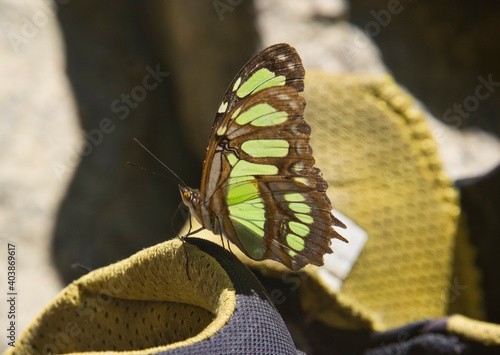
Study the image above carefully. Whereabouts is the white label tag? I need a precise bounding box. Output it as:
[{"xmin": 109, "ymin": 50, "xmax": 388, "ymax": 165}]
[{"xmin": 318, "ymin": 209, "xmax": 368, "ymax": 291}]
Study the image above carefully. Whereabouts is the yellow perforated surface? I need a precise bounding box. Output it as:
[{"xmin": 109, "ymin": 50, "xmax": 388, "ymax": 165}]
[
  {"xmin": 448, "ymin": 314, "xmax": 500, "ymax": 346},
  {"xmin": 7, "ymin": 240, "xmax": 236, "ymax": 355}
]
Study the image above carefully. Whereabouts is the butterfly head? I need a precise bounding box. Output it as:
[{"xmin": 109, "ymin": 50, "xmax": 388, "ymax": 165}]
[
  {"xmin": 178, "ymin": 185, "xmax": 202, "ymax": 223},
  {"xmin": 179, "ymin": 185, "xmax": 197, "ymax": 205}
]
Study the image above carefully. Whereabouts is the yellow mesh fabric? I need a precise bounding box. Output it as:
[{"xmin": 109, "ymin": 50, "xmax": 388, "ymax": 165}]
[
  {"xmin": 447, "ymin": 314, "xmax": 500, "ymax": 346},
  {"xmin": 447, "ymin": 214, "xmax": 485, "ymax": 320},
  {"xmin": 299, "ymin": 71, "xmax": 462, "ymax": 330},
  {"xmin": 7, "ymin": 240, "xmax": 236, "ymax": 355}
]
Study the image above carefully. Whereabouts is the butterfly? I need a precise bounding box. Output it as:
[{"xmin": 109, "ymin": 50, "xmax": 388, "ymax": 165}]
[{"xmin": 179, "ymin": 43, "xmax": 347, "ymax": 271}]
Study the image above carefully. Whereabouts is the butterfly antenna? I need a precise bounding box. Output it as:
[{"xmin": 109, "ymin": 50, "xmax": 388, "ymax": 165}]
[
  {"xmin": 126, "ymin": 161, "xmax": 181, "ymax": 185},
  {"xmin": 132, "ymin": 138, "xmax": 188, "ymax": 187}
]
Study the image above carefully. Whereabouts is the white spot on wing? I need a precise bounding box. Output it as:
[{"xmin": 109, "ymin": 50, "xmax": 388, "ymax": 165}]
[
  {"xmin": 217, "ymin": 125, "xmax": 227, "ymax": 136},
  {"xmin": 218, "ymin": 102, "xmax": 228, "ymax": 113},
  {"xmin": 233, "ymin": 77, "xmax": 242, "ymax": 92},
  {"xmin": 277, "ymin": 54, "xmax": 287, "ymax": 61},
  {"xmin": 277, "ymin": 94, "xmax": 291, "ymax": 101},
  {"xmin": 290, "ymin": 125, "xmax": 300, "ymax": 134},
  {"xmin": 293, "ymin": 163, "xmax": 304, "ymax": 173},
  {"xmin": 295, "ymin": 177, "xmax": 309, "ymax": 186}
]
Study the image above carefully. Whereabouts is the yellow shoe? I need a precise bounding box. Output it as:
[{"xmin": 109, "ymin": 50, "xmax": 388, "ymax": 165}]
[{"xmin": 7, "ymin": 238, "xmax": 303, "ymax": 354}]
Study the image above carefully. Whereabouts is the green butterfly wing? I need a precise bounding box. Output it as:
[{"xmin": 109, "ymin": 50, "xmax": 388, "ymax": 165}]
[
  {"xmin": 184, "ymin": 43, "xmax": 346, "ymax": 271},
  {"xmin": 207, "ymin": 43, "xmax": 305, "ymax": 147}
]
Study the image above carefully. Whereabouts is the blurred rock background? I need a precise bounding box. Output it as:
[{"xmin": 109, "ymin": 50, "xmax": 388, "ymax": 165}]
[{"xmin": 1, "ymin": 0, "xmax": 500, "ymax": 352}]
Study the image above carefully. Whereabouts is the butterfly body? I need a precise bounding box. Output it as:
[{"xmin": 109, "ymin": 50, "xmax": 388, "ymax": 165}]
[{"xmin": 180, "ymin": 44, "xmax": 346, "ymax": 271}]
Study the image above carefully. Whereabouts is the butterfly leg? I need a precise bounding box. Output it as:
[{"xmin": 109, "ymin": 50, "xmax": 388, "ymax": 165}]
[
  {"xmin": 178, "ymin": 210, "xmax": 205, "ymax": 238},
  {"xmin": 218, "ymin": 230, "xmax": 233, "ymax": 253},
  {"xmin": 225, "ymin": 233, "xmax": 233, "ymax": 253},
  {"xmin": 177, "ymin": 207, "xmax": 199, "ymax": 281},
  {"xmin": 187, "ymin": 208, "xmax": 193, "ymax": 235},
  {"xmin": 171, "ymin": 202, "xmax": 186, "ymax": 237},
  {"xmin": 181, "ymin": 226, "xmax": 205, "ymax": 238},
  {"xmin": 219, "ymin": 231, "xmax": 225, "ymax": 249},
  {"xmin": 215, "ymin": 215, "xmax": 229, "ymax": 252}
]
